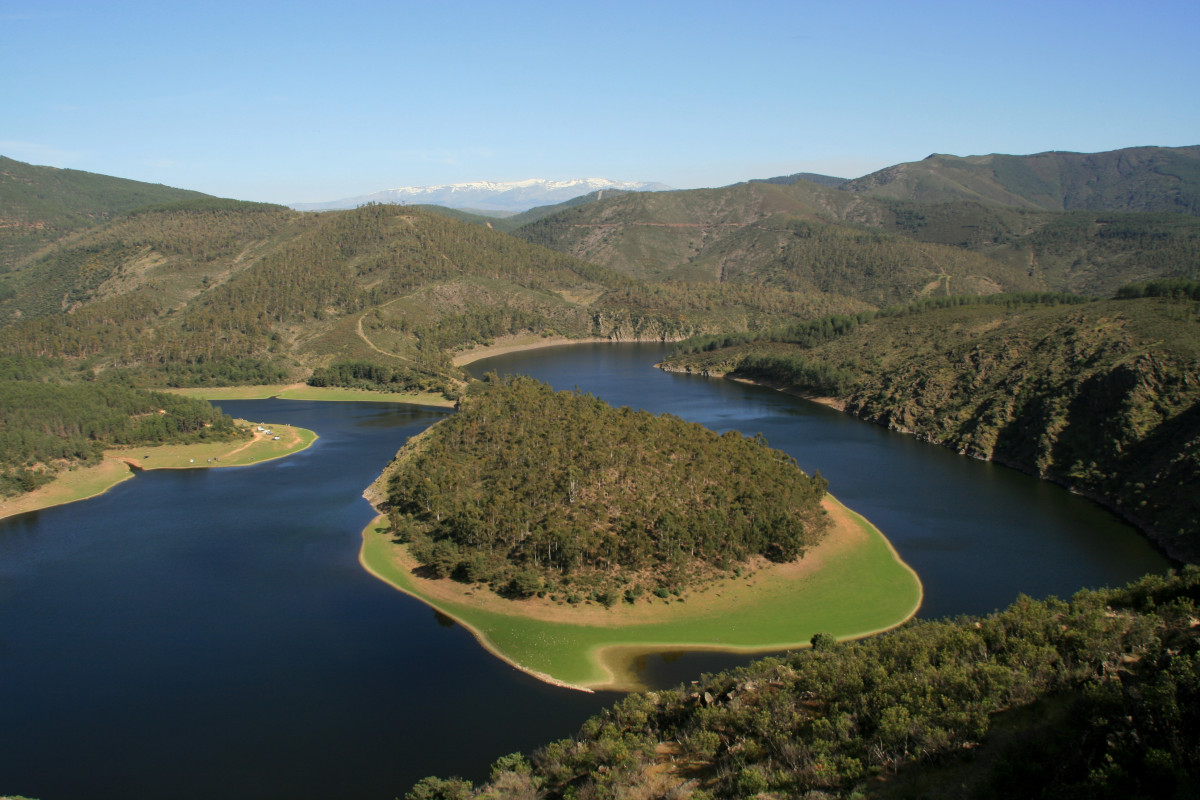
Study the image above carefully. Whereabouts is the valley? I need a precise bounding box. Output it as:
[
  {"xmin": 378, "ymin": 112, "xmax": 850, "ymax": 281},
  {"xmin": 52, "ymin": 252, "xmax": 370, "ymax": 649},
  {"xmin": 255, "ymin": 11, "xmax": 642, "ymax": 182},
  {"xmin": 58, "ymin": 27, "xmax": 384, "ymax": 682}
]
[{"xmin": 0, "ymin": 144, "xmax": 1197, "ymax": 799}]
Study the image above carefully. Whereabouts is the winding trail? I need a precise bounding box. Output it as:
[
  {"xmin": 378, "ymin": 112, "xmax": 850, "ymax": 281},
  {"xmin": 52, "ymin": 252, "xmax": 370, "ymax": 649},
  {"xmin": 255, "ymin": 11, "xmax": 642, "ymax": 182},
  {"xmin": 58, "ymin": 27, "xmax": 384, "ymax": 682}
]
[{"xmin": 356, "ymin": 311, "xmax": 410, "ymax": 361}]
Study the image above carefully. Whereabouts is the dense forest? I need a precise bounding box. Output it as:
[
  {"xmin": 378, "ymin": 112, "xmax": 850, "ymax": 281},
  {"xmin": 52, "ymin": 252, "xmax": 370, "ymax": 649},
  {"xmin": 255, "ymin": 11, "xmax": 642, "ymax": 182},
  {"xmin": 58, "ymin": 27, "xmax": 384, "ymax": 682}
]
[
  {"xmin": 381, "ymin": 375, "xmax": 829, "ymax": 602},
  {"xmin": 0, "ymin": 357, "xmax": 241, "ymax": 496},
  {"xmin": 407, "ymin": 567, "xmax": 1200, "ymax": 800},
  {"xmin": 306, "ymin": 359, "xmax": 456, "ymax": 397},
  {"xmin": 662, "ymin": 289, "xmax": 1200, "ymax": 563}
]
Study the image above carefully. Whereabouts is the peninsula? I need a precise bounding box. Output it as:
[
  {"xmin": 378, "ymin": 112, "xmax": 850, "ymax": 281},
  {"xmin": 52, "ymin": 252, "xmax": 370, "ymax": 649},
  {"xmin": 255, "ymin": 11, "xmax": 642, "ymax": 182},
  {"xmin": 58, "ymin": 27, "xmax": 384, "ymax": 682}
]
[
  {"xmin": 0, "ymin": 418, "xmax": 316, "ymax": 521},
  {"xmin": 361, "ymin": 375, "xmax": 921, "ymax": 690}
]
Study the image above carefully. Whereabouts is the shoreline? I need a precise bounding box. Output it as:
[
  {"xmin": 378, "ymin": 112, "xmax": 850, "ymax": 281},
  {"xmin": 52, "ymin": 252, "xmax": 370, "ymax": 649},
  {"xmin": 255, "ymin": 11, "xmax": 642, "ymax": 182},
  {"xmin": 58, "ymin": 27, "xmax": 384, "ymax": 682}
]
[
  {"xmin": 655, "ymin": 363, "xmax": 847, "ymax": 411},
  {"xmin": 358, "ymin": 494, "xmax": 922, "ymax": 693},
  {"xmin": 0, "ymin": 422, "xmax": 317, "ymax": 523},
  {"xmin": 673, "ymin": 366, "xmax": 1191, "ymax": 566},
  {"xmin": 451, "ymin": 335, "xmax": 613, "ymax": 366},
  {"xmin": 356, "ymin": 516, "xmax": 595, "ymax": 693}
]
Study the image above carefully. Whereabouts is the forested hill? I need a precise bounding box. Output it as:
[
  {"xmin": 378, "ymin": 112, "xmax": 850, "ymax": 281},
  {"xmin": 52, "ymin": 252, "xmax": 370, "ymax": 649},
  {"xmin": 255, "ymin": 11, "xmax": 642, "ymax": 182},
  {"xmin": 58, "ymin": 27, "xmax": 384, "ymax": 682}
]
[
  {"xmin": 511, "ymin": 179, "xmax": 1036, "ymax": 300},
  {"xmin": 0, "ymin": 164, "xmax": 865, "ymax": 390},
  {"xmin": 661, "ymin": 288, "xmax": 1200, "ymax": 564},
  {"xmin": 381, "ymin": 375, "xmax": 830, "ymax": 602},
  {"xmin": 509, "ymin": 158, "xmax": 1200, "ymax": 301},
  {"xmin": 0, "ymin": 357, "xmax": 241, "ymax": 496},
  {"xmin": 840, "ymin": 145, "xmax": 1200, "ymax": 215},
  {"xmin": 0, "ymin": 155, "xmax": 211, "ymax": 270},
  {"xmin": 408, "ymin": 567, "xmax": 1200, "ymax": 800}
]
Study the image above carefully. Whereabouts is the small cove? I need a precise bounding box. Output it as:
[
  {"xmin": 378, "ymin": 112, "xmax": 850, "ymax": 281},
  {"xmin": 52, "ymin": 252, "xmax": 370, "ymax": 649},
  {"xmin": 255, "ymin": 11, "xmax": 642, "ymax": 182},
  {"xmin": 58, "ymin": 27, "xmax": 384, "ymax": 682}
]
[{"xmin": 0, "ymin": 343, "xmax": 1170, "ymax": 799}]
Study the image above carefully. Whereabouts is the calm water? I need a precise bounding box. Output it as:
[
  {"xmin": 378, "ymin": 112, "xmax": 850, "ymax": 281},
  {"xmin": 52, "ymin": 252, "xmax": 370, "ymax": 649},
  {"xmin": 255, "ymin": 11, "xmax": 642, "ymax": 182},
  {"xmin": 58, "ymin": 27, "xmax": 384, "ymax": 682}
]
[{"xmin": 0, "ymin": 344, "xmax": 1170, "ymax": 799}]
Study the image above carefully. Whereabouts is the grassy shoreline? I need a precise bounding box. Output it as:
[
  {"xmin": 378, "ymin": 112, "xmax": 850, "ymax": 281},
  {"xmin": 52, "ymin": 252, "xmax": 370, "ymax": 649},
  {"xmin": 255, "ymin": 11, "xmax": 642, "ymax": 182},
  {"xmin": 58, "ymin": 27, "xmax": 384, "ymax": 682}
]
[
  {"xmin": 0, "ymin": 422, "xmax": 317, "ymax": 522},
  {"xmin": 161, "ymin": 383, "xmax": 455, "ymax": 407},
  {"xmin": 358, "ymin": 494, "xmax": 922, "ymax": 692}
]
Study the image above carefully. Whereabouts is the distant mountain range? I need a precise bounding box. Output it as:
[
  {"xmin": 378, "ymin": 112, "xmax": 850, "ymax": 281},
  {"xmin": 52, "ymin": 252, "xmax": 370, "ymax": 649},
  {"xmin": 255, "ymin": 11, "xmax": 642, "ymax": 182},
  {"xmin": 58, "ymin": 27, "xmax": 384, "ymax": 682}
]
[{"xmin": 290, "ymin": 178, "xmax": 673, "ymax": 213}]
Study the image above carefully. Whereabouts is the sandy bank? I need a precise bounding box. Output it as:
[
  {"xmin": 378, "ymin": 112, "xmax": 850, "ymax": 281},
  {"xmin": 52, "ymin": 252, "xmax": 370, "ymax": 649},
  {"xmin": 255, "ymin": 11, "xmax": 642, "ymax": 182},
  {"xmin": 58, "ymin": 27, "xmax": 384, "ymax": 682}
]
[{"xmin": 451, "ymin": 335, "xmax": 612, "ymax": 366}]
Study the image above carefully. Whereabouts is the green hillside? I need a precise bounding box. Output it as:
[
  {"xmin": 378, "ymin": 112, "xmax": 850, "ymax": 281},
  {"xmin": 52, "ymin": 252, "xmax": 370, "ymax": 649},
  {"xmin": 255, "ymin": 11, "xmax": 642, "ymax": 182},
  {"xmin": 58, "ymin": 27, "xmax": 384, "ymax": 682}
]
[
  {"xmin": 511, "ymin": 155, "xmax": 1200, "ymax": 302},
  {"xmin": 0, "ymin": 184, "xmax": 862, "ymax": 389},
  {"xmin": 513, "ymin": 180, "xmax": 1037, "ymax": 304},
  {"xmin": 842, "ymin": 146, "xmax": 1200, "ymax": 215},
  {"xmin": 0, "ymin": 362, "xmax": 241, "ymax": 496},
  {"xmin": 874, "ymin": 202, "xmax": 1200, "ymax": 295},
  {"xmin": 663, "ymin": 291, "xmax": 1200, "ymax": 563},
  {"xmin": 0, "ymin": 156, "xmax": 211, "ymax": 271}
]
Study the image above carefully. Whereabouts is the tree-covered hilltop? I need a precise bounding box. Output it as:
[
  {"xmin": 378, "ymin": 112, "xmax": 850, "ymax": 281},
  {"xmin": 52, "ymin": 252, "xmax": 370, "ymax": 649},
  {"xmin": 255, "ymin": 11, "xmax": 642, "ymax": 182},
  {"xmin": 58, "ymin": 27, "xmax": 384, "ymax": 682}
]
[
  {"xmin": 0, "ymin": 357, "xmax": 241, "ymax": 496},
  {"xmin": 381, "ymin": 375, "xmax": 829, "ymax": 602},
  {"xmin": 407, "ymin": 567, "xmax": 1200, "ymax": 800},
  {"xmin": 839, "ymin": 145, "xmax": 1200, "ymax": 215},
  {"xmin": 510, "ymin": 152, "xmax": 1200, "ymax": 302},
  {"xmin": 662, "ymin": 289, "xmax": 1200, "ymax": 563},
  {"xmin": 0, "ymin": 155, "xmax": 211, "ymax": 271}
]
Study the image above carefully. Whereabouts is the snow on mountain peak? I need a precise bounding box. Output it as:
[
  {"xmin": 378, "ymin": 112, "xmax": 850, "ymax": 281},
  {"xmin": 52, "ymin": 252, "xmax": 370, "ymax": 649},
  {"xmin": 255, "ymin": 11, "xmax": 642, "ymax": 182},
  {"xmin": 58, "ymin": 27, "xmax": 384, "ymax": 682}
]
[{"xmin": 291, "ymin": 178, "xmax": 671, "ymax": 212}]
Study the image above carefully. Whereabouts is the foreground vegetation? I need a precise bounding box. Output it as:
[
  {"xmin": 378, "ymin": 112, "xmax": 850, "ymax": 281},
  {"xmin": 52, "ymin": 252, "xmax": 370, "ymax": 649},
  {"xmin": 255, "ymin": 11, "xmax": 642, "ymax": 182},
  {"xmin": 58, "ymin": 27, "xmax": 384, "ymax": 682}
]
[
  {"xmin": 407, "ymin": 567, "xmax": 1200, "ymax": 800},
  {"xmin": 662, "ymin": 290, "xmax": 1200, "ymax": 564},
  {"xmin": 381, "ymin": 375, "xmax": 831, "ymax": 602}
]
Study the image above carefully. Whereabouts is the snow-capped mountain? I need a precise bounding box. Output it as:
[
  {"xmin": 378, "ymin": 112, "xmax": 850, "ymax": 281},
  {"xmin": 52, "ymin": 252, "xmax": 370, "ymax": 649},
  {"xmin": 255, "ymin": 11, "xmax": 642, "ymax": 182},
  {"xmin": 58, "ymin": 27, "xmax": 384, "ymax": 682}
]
[{"xmin": 291, "ymin": 178, "xmax": 672, "ymax": 213}]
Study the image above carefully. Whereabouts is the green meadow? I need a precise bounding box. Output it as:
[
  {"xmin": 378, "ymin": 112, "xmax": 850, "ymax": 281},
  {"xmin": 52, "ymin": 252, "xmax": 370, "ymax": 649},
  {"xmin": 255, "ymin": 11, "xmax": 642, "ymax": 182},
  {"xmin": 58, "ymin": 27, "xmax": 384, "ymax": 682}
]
[
  {"xmin": 163, "ymin": 384, "xmax": 455, "ymax": 407},
  {"xmin": 359, "ymin": 496, "xmax": 922, "ymax": 691}
]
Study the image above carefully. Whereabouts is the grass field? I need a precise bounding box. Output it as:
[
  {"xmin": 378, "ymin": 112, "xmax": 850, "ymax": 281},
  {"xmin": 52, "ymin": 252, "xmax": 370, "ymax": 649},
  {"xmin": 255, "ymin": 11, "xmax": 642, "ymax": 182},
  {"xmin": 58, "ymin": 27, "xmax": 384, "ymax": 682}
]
[
  {"xmin": 163, "ymin": 384, "xmax": 455, "ymax": 407},
  {"xmin": 0, "ymin": 422, "xmax": 317, "ymax": 521},
  {"xmin": 359, "ymin": 495, "xmax": 922, "ymax": 691}
]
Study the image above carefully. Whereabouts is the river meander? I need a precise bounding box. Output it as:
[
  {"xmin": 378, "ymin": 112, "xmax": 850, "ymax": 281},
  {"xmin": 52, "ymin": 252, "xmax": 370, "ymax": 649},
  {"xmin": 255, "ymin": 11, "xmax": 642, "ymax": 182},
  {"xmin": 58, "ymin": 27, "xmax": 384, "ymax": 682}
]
[{"xmin": 0, "ymin": 343, "xmax": 1170, "ymax": 799}]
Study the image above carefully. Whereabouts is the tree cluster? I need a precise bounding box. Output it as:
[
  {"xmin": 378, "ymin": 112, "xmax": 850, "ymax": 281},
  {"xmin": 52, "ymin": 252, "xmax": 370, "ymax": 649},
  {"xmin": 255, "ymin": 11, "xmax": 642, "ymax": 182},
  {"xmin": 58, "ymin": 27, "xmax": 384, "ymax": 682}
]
[
  {"xmin": 384, "ymin": 375, "xmax": 829, "ymax": 601},
  {"xmin": 0, "ymin": 379, "xmax": 240, "ymax": 497},
  {"xmin": 307, "ymin": 359, "xmax": 455, "ymax": 397}
]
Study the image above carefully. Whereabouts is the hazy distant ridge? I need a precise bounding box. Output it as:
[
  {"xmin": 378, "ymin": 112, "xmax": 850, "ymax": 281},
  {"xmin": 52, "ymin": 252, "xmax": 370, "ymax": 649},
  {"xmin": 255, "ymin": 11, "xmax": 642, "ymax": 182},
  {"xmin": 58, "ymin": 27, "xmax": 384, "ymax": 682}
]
[{"xmin": 291, "ymin": 178, "xmax": 672, "ymax": 212}]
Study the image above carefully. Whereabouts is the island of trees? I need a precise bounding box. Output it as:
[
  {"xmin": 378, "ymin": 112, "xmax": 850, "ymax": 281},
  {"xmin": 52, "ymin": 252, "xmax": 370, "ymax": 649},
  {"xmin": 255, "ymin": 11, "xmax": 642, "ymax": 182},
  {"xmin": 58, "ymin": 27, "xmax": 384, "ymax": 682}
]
[{"xmin": 381, "ymin": 374, "xmax": 830, "ymax": 604}]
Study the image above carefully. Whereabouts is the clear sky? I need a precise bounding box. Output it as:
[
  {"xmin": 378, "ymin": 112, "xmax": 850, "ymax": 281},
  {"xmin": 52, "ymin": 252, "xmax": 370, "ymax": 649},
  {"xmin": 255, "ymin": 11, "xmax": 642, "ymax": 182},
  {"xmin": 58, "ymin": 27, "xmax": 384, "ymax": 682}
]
[{"xmin": 3, "ymin": 0, "xmax": 1197, "ymax": 204}]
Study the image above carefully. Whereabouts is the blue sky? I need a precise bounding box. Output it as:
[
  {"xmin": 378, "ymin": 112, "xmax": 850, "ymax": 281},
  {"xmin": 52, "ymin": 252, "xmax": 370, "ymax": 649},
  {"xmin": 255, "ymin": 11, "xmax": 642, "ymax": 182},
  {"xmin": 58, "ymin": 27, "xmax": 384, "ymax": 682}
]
[{"xmin": 3, "ymin": 0, "xmax": 1197, "ymax": 204}]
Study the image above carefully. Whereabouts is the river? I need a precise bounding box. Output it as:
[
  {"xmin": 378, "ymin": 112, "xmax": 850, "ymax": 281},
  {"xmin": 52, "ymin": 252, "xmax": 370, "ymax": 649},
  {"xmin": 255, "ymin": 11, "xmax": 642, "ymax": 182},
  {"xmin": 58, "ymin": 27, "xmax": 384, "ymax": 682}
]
[{"xmin": 0, "ymin": 343, "xmax": 1169, "ymax": 799}]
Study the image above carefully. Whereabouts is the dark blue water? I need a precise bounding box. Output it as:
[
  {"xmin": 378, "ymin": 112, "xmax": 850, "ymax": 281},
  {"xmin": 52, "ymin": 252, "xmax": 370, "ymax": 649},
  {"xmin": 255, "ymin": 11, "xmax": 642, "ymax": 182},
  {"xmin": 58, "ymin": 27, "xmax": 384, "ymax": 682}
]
[
  {"xmin": 0, "ymin": 400, "xmax": 616, "ymax": 800},
  {"xmin": 0, "ymin": 345, "xmax": 1170, "ymax": 799}
]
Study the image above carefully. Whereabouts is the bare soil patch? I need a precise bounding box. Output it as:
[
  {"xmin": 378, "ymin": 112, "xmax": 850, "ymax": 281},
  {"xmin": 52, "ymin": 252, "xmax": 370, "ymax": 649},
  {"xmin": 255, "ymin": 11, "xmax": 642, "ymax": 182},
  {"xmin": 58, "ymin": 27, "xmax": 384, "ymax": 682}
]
[{"xmin": 451, "ymin": 334, "xmax": 610, "ymax": 366}]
